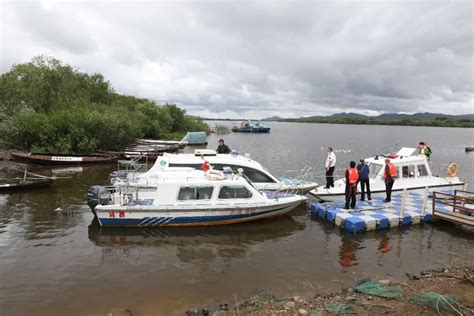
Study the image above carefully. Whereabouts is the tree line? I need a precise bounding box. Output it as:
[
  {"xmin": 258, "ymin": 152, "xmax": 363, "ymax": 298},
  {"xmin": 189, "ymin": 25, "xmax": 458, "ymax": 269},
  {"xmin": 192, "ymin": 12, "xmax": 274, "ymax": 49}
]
[
  {"xmin": 0, "ymin": 56, "xmax": 208, "ymax": 154},
  {"xmin": 285, "ymin": 116, "xmax": 474, "ymax": 128}
]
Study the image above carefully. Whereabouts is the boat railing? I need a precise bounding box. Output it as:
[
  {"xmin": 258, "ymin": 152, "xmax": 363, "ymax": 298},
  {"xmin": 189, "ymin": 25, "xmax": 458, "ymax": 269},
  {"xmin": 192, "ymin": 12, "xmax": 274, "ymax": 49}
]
[{"xmin": 280, "ymin": 166, "xmax": 316, "ymax": 185}]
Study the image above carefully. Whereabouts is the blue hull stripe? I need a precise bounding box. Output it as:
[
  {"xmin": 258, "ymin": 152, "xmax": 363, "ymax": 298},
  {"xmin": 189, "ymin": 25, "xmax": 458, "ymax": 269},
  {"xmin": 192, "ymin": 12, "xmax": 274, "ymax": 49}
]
[{"xmin": 99, "ymin": 206, "xmax": 288, "ymax": 226}]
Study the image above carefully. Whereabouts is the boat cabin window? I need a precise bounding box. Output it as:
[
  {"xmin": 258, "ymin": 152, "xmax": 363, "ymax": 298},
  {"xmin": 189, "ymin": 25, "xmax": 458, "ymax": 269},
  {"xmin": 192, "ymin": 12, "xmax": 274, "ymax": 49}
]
[
  {"xmin": 178, "ymin": 186, "xmax": 214, "ymax": 200},
  {"xmin": 402, "ymin": 165, "xmax": 415, "ymax": 178},
  {"xmin": 417, "ymin": 164, "xmax": 428, "ymax": 177},
  {"xmin": 368, "ymin": 164, "xmax": 382, "ymax": 178},
  {"xmin": 218, "ymin": 185, "xmax": 253, "ymax": 199}
]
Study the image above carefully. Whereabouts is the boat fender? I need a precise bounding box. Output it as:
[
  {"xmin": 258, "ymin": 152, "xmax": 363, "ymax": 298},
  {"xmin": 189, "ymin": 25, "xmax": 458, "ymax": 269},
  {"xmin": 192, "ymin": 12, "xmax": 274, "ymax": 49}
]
[
  {"xmin": 87, "ymin": 186, "xmax": 111, "ymax": 211},
  {"xmin": 447, "ymin": 163, "xmax": 459, "ymax": 177}
]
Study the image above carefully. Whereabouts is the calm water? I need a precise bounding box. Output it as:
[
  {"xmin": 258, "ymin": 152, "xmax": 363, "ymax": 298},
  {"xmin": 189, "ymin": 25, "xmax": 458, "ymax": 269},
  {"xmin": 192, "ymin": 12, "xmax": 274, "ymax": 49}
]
[{"xmin": 1, "ymin": 123, "xmax": 473, "ymax": 316}]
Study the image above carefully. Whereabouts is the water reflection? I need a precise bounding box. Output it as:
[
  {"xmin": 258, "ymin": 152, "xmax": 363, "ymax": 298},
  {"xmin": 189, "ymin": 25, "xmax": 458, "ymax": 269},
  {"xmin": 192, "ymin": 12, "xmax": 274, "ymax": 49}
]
[{"xmin": 88, "ymin": 215, "xmax": 305, "ymax": 264}]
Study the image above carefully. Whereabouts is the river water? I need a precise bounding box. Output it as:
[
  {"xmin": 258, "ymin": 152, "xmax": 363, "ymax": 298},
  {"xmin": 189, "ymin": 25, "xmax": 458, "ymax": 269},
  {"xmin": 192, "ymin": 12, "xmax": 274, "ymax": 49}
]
[{"xmin": 0, "ymin": 122, "xmax": 473, "ymax": 315}]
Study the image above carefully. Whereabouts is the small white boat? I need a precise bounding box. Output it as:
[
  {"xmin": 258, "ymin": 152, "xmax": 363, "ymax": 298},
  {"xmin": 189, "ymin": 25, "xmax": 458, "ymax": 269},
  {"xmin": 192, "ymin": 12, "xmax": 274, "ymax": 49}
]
[
  {"xmin": 87, "ymin": 169, "xmax": 307, "ymax": 227},
  {"xmin": 309, "ymin": 147, "xmax": 465, "ymax": 201},
  {"xmin": 109, "ymin": 150, "xmax": 318, "ymax": 194}
]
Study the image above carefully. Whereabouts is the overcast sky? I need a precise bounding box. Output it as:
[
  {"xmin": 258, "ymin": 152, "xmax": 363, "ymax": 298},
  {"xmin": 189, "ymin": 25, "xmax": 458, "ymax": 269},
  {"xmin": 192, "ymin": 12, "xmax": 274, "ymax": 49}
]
[{"xmin": 1, "ymin": 0, "xmax": 473, "ymax": 118}]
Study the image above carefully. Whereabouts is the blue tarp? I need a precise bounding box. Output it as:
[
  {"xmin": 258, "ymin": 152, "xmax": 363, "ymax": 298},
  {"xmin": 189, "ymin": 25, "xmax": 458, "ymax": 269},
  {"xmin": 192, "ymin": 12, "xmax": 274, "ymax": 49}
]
[{"xmin": 182, "ymin": 132, "xmax": 207, "ymax": 144}]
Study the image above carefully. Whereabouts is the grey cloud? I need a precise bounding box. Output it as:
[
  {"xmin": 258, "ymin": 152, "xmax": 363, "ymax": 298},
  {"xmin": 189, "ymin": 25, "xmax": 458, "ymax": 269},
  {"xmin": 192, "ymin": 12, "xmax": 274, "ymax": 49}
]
[{"xmin": 1, "ymin": 0, "xmax": 473, "ymax": 118}]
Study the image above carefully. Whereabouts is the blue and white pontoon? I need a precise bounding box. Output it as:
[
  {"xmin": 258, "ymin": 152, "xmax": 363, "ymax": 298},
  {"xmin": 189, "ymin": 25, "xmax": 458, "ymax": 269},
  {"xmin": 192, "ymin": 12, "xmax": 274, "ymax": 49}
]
[
  {"xmin": 309, "ymin": 147, "xmax": 465, "ymax": 202},
  {"xmin": 87, "ymin": 169, "xmax": 306, "ymax": 227}
]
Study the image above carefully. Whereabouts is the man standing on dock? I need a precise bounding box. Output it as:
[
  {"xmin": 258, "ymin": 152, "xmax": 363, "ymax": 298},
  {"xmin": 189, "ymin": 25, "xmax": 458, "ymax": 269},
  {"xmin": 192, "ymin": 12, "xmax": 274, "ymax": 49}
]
[
  {"xmin": 345, "ymin": 161, "xmax": 359, "ymax": 209},
  {"xmin": 216, "ymin": 139, "xmax": 231, "ymax": 154},
  {"xmin": 384, "ymin": 158, "xmax": 397, "ymax": 202},
  {"xmin": 325, "ymin": 147, "xmax": 336, "ymax": 189},
  {"xmin": 357, "ymin": 159, "xmax": 371, "ymax": 201}
]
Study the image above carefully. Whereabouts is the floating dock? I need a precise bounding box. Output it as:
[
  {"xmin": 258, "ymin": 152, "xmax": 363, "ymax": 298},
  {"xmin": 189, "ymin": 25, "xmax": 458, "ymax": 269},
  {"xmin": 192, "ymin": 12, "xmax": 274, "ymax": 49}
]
[{"xmin": 310, "ymin": 189, "xmax": 470, "ymax": 233}]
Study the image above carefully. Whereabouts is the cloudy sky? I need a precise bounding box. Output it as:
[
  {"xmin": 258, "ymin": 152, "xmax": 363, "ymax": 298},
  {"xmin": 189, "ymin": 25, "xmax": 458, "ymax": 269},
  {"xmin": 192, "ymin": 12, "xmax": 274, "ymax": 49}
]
[{"xmin": 1, "ymin": 0, "xmax": 473, "ymax": 118}]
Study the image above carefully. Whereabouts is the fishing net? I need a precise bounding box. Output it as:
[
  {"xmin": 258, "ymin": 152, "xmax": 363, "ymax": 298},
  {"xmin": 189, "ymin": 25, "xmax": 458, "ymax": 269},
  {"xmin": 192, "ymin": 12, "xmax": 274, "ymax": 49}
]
[
  {"xmin": 409, "ymin": 292, "xmax": 461, "ymax": 312},
  {"xmin": 353, "ymin": 279, "xmax": 404, "ymax": 301},
  {"xmin": 324, "ymin": 303, "xmax": 354, "ymax": 314}
]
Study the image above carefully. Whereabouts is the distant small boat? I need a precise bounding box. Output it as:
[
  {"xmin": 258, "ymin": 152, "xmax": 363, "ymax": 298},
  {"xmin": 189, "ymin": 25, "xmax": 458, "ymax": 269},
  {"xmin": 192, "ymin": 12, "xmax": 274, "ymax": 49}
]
[
  {"xmin": 11, "ymin": 152, "xmax": 118, "ymax": 165},
  {"xmin": 0, "ymin": 177, "xmax": 53, "ymax": 191},
  {"xmin": 181, "ymin": 132, "xmax": 208, "ymax": 145},
  {"xmin": 232, "ymin": 121, "xmax": 271, "ymax": 133},
  {"xmin": 466, "ymin": 146, "xmax": 474, "ymax": 153}
]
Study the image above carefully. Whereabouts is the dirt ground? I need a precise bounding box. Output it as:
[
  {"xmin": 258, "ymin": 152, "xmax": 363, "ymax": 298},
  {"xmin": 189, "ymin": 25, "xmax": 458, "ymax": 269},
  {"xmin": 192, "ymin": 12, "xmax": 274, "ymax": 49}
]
[{"xmin": 186, "ymin": 266, "xmax": 474, "ymax": 316}]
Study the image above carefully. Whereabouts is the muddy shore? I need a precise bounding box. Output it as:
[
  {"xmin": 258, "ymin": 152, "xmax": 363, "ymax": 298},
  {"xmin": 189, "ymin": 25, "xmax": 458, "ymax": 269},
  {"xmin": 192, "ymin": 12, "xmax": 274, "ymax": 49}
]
[{"xmin": 184, "ymin": 266, "xmax": 474, "ymax": 316}]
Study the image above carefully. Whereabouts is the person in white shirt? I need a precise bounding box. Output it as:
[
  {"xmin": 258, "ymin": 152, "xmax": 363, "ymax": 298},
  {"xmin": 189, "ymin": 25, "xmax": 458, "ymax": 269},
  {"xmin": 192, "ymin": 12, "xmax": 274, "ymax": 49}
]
[{"xmin": 325, "ymin": 147, "xmax": 336, "ymax": 189}]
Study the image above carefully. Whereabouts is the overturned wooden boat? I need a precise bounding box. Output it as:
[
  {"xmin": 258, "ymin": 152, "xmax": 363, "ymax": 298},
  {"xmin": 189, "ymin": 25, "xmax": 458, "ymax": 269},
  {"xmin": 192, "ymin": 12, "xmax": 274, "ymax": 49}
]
[
  {"xmin": 0, "ymin": 170, "xmax": 54, "ymax": 191},
  {"xmin": 136, "ymin": 139, "xmax": 187, "ymax": 149},
  {"xmin": 10, "ymin": 152, "xmax": 118, "ymax": 165},
  {"xmin": 0, "ymin": 177, "xmax": 53, "ymax": 191}
]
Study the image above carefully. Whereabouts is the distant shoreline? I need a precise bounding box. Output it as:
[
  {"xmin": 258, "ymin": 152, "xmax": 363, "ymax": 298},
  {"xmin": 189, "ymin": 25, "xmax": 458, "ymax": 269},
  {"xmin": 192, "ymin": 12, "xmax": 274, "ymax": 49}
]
[{"xmin": 203, "ymin": 118, "xmax": 474, "ymax": 128}]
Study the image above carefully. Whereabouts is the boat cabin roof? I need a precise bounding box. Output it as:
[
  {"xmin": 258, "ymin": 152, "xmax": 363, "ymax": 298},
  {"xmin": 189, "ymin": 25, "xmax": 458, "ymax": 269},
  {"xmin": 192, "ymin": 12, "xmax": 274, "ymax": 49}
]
[
  {"xmin": 150, "ymin": 152, "xmax": 266, "ymax": 172},
  {"xmin": 365, "ymin": 147, "xmax": 427, "ymax": 165}
]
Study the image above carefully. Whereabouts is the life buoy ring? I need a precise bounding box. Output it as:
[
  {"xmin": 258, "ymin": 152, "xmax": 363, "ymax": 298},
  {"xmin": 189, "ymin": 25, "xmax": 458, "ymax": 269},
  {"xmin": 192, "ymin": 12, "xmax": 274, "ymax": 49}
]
[{"xmin": 447, "ymin": 162, "xmax": 459, "ymax": 177}]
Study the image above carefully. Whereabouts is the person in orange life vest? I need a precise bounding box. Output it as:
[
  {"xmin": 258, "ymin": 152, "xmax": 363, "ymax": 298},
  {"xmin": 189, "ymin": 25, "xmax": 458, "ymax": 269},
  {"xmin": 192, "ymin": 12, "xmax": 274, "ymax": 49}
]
[
  {"xmin": 384, "ymin": 158, "xmax": 397, "ymax": 202},
  {"xmin": 345, "ymin": 161, "xmax": 359, "ymax": 209}
]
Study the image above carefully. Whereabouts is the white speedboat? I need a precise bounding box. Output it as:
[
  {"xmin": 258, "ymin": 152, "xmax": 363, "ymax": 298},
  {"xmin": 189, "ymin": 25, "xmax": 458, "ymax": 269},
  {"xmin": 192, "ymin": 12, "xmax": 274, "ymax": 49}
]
[
  {"xmin": 309, "ymin": 147, "xmax": 465, "ymax": 202},
  {"xmin": 109, "ymin": 150, "xmax": 317, "ymax": 194},
  {"xmin": 87, "ymin": 169, "xmax": 306, "ymax": 227}
]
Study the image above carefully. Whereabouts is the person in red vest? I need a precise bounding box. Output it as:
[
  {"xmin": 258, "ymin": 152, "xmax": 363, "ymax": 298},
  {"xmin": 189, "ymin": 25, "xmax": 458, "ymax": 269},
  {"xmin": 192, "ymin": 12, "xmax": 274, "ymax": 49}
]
[
  {"xmin": 345, "ymin": 161, "xmax": 359, "ymax": 209},
  {"xmin": 384, "ymin": 158, "xmax": 397, "ymax": 202}
]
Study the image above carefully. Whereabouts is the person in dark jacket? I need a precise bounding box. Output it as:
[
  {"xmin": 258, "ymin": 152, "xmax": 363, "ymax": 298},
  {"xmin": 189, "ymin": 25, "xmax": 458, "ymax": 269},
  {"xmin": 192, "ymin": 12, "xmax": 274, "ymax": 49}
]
[
  {"xmin": 216, "ymin": 139, "xmax": 231, "ymax": 154},
  {"xmin": 356, "ymin": 159, "xmax": 371, "ymax": 201},
  {"xmin": 345, "ymin": 161, "xmax": 359, "ymax": 209},
  {"xmin": 384, "ymin": 158, "xmax": 396, "ymax": 202}
]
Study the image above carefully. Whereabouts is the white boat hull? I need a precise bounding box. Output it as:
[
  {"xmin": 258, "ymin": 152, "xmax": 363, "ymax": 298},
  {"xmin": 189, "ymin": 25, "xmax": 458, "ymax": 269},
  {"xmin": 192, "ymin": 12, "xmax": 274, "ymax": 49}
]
[{"xmin": 95, "ymin": 197, "xmax": 306, "ymax": 227}]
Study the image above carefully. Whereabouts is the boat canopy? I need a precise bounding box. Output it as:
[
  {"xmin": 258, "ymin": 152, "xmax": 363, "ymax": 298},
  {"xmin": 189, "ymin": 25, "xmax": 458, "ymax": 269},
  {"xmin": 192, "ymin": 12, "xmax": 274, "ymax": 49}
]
[{"xmin": 396, "ymin": 147, "xmax": 417, "ymax": 157}]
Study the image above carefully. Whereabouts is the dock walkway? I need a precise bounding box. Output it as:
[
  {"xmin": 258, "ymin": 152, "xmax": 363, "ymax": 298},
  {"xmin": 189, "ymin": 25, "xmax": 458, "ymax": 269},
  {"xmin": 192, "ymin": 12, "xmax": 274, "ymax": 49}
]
[
  {"xmin": 432, "ymin": 190, "xmax": 473, "ymax": 226},
  {"xmin": 310, "ymin": 189, "xmax": 472, "ymax": 233}
]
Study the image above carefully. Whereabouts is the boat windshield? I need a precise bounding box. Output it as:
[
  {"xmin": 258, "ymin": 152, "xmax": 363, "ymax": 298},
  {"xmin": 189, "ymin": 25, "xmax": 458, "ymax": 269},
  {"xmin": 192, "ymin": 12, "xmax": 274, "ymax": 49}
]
[{"xmin": 368, "ymin": 163, "xmax": 383, "ymax": 179}]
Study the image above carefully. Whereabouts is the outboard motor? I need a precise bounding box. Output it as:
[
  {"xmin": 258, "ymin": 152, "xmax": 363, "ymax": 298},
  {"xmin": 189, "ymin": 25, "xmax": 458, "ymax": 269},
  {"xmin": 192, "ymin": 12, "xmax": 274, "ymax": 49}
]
[{"xmin": 87, "ymin": 186, "xmax": 111, "ymax": 212}]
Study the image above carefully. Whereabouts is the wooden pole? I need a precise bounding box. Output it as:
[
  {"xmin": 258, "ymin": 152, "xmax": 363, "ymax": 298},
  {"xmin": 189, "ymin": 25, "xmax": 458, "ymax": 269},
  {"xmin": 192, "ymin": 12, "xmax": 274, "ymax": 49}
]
[
  {"xmin": 461, "ymin": 184, "xmax": 468, "ymax": 208},
  {"xmin": 453, "ymin": 190, "xmax": 457, "ymax": 213}
]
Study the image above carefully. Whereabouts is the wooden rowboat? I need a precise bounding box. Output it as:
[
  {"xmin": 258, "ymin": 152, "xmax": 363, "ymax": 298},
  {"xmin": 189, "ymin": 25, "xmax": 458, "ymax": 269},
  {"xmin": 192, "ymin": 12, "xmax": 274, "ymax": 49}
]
[{"xmin": 10, "ymin": 152, "xmax": 119, "ymax": 165}]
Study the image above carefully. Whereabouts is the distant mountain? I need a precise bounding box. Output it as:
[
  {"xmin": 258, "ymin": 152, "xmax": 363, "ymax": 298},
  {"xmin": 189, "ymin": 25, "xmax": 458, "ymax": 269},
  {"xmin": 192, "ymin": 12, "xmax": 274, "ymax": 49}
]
[
  {"xmin": 261, "ymin": 116, "xmax": 284, "ymax": 121},
  {"xmin": 293, "ymin": 112, "xmax": 474, "ymax": 121},
  {"xmin": 375, "ymin": 112, "xmax": 474, "ymax": 121}
]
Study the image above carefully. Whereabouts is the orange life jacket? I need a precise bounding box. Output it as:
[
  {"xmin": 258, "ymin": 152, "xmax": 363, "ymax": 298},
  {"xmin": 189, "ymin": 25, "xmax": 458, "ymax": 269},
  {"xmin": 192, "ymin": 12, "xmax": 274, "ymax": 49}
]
[
  {"xmin": 202, "ymin": 161, "xmax": 209, "ymax": 172},
  {"xmin": 384, "ymin": 163, "xmax": 397, "ymax": 179},
  {"xmin": 347, "ymin": 168, "xmax": 359, "ymax": 184}
]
